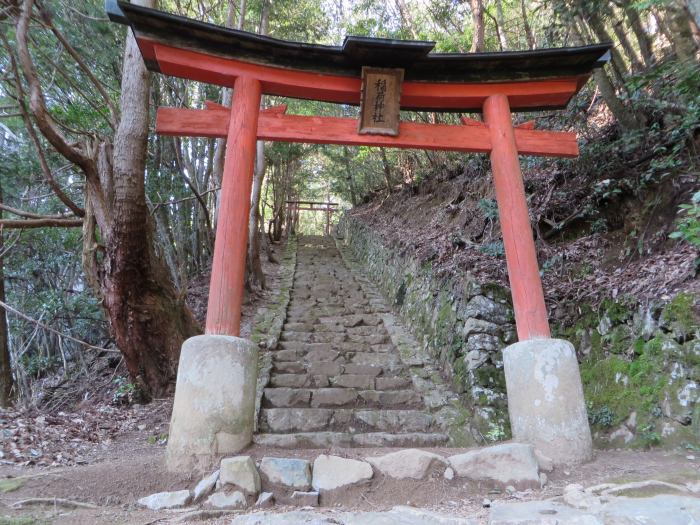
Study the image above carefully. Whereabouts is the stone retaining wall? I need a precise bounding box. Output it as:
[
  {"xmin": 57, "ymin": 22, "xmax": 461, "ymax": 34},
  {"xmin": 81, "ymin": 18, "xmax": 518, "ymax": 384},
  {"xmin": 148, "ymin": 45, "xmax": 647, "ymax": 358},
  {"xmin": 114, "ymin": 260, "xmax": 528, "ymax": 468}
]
[{"xmin": 339, "ymin": 216, "xmax": 516, "ymax": 438}]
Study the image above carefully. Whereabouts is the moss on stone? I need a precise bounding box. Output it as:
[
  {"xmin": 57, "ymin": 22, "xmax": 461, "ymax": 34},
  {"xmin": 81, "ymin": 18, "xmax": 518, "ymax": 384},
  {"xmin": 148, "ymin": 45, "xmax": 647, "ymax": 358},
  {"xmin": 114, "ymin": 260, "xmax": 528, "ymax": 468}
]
[
  {"xmin": 581, "ymin": 342, "xmax": 668, "ymax": 446},
  {"xmin": 662, "ymin": 293, "xmax": 698, "ymax": 338}
]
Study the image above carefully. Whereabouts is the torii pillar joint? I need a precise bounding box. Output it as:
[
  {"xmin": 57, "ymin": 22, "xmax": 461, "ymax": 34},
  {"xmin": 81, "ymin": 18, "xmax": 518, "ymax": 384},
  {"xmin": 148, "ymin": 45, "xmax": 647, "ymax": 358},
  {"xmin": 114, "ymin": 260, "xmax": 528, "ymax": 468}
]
[
  {"xmin": 483, "ymin": 93, "xmax": 592, "ymax": 465},
  {"xmin": 166, "ymin": 76, "xmax": 261, "ymax": 471}
]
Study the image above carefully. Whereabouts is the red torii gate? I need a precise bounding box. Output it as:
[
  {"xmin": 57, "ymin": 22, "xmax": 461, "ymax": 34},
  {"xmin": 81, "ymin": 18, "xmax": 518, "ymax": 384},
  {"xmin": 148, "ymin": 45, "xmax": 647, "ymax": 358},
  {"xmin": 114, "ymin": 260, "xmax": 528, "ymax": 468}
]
[
  {"xmin": 107, "ymin": 1, "xmax": 612, "ymax": 340},
  {"xmin": 109, "ymin": 1, "xmax": 610, "ymax": 467},
  {"xmin": 285, "ymin": 201, "xmax": 339, "ymax": 236}
]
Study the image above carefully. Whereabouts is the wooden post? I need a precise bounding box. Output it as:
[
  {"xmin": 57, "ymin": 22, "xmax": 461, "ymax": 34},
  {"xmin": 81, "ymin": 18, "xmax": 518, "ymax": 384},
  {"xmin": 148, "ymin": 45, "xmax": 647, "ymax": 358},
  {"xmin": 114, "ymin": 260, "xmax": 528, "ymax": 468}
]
[
  {"xmin": 205, "ymin": 76, "xmax": 262, "ymax": 336},
  {"xmin": 483, "ymin": 94, "xmax": 551, "ymax": 341}
]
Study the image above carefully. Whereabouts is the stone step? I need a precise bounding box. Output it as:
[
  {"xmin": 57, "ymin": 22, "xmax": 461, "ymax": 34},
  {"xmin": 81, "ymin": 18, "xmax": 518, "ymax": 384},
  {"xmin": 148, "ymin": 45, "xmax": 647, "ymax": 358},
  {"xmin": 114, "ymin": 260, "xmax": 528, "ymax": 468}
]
[
  {"xmin": 271, "ymin": 361, "xmax": 404, "ymax": 378},
  {"xmin": 253, "ymin": 431, "xmax": 449, "ymax": 449},
  {"xmin": 262, "ymin": 387, "xmax": 422, "ymax": 409},
  {"xmin": 269, "ymin": 370, "xmax": 412, "ymax": 390},
  {"xmin": 259, "ymin": 408, "xmax": 434, "ymax": 433}
]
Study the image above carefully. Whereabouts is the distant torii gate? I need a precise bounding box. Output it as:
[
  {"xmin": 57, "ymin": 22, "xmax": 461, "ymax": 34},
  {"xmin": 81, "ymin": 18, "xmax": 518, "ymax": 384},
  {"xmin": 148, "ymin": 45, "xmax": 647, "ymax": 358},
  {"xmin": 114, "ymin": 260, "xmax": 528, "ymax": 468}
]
[
  {"xmin": 108, "ymin": 1, "xmax": 610, "ymax": 470},
  {"xmin": 285, "ymin": 200, "xmax": 339, "ymax": 236}
]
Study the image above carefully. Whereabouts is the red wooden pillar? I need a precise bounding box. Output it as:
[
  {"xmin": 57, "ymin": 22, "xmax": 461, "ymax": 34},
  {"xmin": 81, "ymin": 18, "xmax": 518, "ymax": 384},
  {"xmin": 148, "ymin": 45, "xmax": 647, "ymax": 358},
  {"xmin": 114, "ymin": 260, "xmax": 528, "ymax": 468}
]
[
  {"xmin": 205, "ymin": 76, "xmax": 262, "ymax": 336},
  {"xmin": 483, "ymin": 94, "xmax": 551, "ymax": 341}
]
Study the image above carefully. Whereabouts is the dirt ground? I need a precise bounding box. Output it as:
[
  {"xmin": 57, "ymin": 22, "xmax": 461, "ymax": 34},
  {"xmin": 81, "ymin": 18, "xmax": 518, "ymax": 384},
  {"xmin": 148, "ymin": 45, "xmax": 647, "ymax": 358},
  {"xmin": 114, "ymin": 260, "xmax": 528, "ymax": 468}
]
[{"xmin": 1, "ymin": 417, "xmax": 699, "ymax": 525}]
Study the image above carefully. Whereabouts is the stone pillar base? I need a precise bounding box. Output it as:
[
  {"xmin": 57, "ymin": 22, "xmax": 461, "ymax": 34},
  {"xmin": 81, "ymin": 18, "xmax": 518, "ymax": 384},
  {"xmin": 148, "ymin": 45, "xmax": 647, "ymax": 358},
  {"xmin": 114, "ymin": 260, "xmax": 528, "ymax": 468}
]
[
  {"xmin": 503, "ymin": 338, "xmax": 592, "ymax": 466},
  {"xmin": 166, "ymin": 335, "xmax": 258, "ymax": 472}
]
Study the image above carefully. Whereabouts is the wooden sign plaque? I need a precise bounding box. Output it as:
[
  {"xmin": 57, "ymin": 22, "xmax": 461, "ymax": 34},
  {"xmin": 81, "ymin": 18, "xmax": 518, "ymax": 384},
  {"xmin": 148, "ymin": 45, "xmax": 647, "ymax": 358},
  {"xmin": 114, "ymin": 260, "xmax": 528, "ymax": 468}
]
[{"xmin": 358, "ymin": 67, "xmax": 404, "ymax": 136}]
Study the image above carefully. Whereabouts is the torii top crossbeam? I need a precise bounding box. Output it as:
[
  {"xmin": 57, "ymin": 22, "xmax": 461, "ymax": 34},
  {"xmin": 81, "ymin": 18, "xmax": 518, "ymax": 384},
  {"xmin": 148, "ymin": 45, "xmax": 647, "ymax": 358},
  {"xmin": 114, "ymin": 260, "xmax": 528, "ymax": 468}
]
[{"xmin": 108, "ymin": 1, "xmax": 610, "ymax": 341}]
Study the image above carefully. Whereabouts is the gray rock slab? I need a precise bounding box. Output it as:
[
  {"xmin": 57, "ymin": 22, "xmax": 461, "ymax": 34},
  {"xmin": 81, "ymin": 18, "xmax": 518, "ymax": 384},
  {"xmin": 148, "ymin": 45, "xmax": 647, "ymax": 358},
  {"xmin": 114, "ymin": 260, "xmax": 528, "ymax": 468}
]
[
  {"xmin": 366, "ymin": 449, "xmax": 448, "ymax": 479},
  {"xmin": 261, "ymin": 408, "xmax": 333, "ymax": 432},
  {"xmin": 448, "ymin": 443, "xmax": 539, "ymax": 489},
  {"xmin": 137, "ymin": 490, "xmax": 192, "ymax": 510},
  {"xmin": 230, "ymin": 506, "xmax": 477, "ymax": 525},
  {"xmin": 192, "ymin": 469, "xmax": 219, "ymax": 503},
  {"xmin": 264, "ymin": 388, "xmax": 311, "ymax": 407},
  {"xmin": 260, "ymin": 457, "xmax": 312, "ymax": 490},
  {"xmin": 205, "ymin": 490, "xmax": 247, "ymax": 509},
  {"xmin": 489, "ymin": 494, "xmax": 700, "ymax": 525},
  {"xmin": 291, "ymin": 490, "xmax": 319, "ymax": 507},
  {"xmin": 311, "ymin": 388, "xmax": 358, "ymax": 407},
  {"xmin": 312, "ymin": 455, "xmax": 373, "ymax": 491},
  {"xmin": 220, "ymin": 456, "xmax": 261, "ymax": 494},
  {"xmin": 254, "ymin": 492, "xmax": 274, "ymax": 508},
  {"xmin": 345, "ymin": 506, "xmax": 478, "ymax": 525},
  {"xmin": 489, "ymin": 499, "xmax": 600, "ymax": 524}
]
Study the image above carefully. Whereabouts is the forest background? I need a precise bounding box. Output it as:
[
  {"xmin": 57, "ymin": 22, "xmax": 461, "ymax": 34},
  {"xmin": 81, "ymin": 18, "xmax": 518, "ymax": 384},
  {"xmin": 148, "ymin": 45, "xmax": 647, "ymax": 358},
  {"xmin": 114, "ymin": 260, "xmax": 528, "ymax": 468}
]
[{"xmin": 0, "ymin": 0, "xmax": 698, "ymax": 414}]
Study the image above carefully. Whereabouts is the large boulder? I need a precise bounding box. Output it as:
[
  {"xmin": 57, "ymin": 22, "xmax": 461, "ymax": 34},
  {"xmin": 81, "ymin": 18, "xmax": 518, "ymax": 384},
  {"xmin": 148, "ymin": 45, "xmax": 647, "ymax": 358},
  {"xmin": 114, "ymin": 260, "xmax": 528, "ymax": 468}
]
[
  {"xmin": 312, "ymin": 455, "xmax": 373, "ymax": 491},
  {"xmin": 447, "ymin": 443, "xmax": 539, "ymax": 489},
  {"xmin": 366, "ymin": 449, "xmax": 447, "ymax": 479}
]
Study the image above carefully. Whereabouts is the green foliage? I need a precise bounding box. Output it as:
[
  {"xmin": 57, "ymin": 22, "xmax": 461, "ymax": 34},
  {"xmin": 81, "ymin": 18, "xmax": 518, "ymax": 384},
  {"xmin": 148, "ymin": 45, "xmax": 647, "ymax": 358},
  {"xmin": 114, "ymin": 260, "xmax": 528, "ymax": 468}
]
[
  {"xmin": 477, "ymin": 198, "xmax": 499, "ymax": 221},
  {"xmin": 112, "ymin": 377, "xmax": 137, "ymax": 405},
  {"xmin": 588, "ymin": 404, "xmax": 616, "ymax": 427},
  {"xmin": 479, "ymin": 241, "xmax": 505, "ymax": 258},
  {"xmin": 669, "ymin": 192, "xmax": 700, "ymax": 265}
]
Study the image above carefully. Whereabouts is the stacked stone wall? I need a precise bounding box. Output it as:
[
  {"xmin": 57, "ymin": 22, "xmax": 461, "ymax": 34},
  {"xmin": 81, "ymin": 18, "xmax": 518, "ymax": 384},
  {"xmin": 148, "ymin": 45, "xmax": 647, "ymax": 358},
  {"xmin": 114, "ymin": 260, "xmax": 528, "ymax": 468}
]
[{"xmin": 339, "ymin": 217, "xmax": 516, "ymax": 438}]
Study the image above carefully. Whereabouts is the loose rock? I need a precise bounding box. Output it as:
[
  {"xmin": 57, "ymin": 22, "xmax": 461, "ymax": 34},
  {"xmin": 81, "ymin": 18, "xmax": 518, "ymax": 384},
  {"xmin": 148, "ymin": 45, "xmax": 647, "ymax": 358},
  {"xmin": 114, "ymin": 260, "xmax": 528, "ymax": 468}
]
[
  {"xmin": 366, "ymin": 449, "xmax": 447, "ymax": 479},
  {"xmin": 206, "ymin": 491, "xmax": 247, "ymax": 509},
  {"xmin": 260, "ymin": 457, "xmax": 312, "ymax": 490},
  {"xmin": 255, "ymin": 492, "xmax": 274, "ymax": 508},
  {"xmin": 562, "ymin": 484, "xmax": 601, "ymax": 509},
  {"xmin": 291, "ymin": 490, "xmax": 319, "ymax": 507},
  {"xmin": 448, "ymin": 443, "xmax": 540, "ymax": 489},
  {"xmin": 192, "ymin": 469, "xmax": 219, "ymax": 503},
  {"xmin": 220, "ymin": 456, "xmax": 261, "ymax": 494},
  {"xmin": 312, "ymin": 455, "xmax": 373, "ymax": 491},
  {"xmin": 137, "ymin": 490, "xmax": 192, "ymax": 510}
]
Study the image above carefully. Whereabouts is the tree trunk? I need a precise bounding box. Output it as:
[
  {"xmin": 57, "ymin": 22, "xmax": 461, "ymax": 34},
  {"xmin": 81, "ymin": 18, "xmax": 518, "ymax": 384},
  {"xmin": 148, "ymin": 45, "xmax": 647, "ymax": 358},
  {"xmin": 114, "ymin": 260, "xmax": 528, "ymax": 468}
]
[
  {"xmin": 246, "ymin": 0, "xmax": 269, "ymax": 289},
  {"xmin": 470, "ymin": 0, "xmax": 485, "ymax": 52},
  {"xmin": 572, "ymin": 19, "xmax": 642, "ymax": 132},
  {"xmin": 520, "ymin": 0, "xmax": 535, "ymax": 49},
  {"xmin": 395, "ymin": 0, "xmax": 419, "ymax": 39},
  {"xmin": 666, "ymin": 0, "xmax": 698, "ymax": 60},
  {"xmin": 15, "ymin": 0, "xmax": 200, "ymax": 399},
  {"xmin": 495, "ymin": 0, "xmax": 509, "ymax": 50},
  {"xmin": 96, "ymin": 0, "xmax": 199, "ymax": 397},
  {"xmin": 611, "ymin": 18, "xmax": 644, "ymax": 71},
  {"xmin": 583, "ymin": 10, "xmax": 628, "ymax": 85},
  {"xmin": 622, "ymin": 0, "xmax": 654, "ymax": 66},
  {"xmin": 380, "ymin": 148, "xmax": 394, "ymax": 193},
  {"xmin": 247, "ymin": 139, "xmax": 266, "ymax": 289},
  {"xmin": 0, "ymin": 182, "xmax": 13, "ymax": 407}
]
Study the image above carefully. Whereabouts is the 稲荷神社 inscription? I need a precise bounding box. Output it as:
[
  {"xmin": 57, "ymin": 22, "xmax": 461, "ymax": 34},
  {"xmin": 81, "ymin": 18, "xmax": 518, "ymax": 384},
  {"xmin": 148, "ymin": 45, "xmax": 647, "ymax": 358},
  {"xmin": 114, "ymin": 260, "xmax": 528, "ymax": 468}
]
[{"xmin": 358, "ymin": 67, "xmax": 403, "ymax": 136}]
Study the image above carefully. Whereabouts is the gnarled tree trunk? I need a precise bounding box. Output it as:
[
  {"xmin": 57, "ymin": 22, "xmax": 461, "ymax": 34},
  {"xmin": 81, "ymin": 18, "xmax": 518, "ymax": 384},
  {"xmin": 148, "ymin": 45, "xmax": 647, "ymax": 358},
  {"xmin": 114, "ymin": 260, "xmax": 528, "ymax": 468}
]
[{"xmin": 16, "ymin": 0, "xmax": 199, "ymax": 399}]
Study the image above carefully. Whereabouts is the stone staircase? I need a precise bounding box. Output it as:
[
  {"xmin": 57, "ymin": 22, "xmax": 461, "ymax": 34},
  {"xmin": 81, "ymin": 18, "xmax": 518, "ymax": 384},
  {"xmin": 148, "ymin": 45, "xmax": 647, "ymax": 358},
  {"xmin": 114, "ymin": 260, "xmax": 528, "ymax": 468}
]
[{"xmin": 254, "ymin": 235, "xmax": 464, "ymax": 449}]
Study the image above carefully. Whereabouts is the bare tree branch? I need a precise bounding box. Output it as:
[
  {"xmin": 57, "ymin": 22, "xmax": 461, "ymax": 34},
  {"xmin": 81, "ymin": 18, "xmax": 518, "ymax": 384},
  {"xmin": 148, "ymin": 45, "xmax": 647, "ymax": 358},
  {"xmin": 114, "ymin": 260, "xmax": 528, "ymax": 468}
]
[
  {"xmin": 15, "ymin": 0, "xmax": 91, "ymax": 169},
  {"xmin": 0, "ymin": 30, "xmax": 86, "ymax": 217},
  {"xmin": 0, "ymin": 218, "xmax": 83, "ymax": 228},
  {"xmin": 0, "ymin": 203, "xmax": 74, "ymax": 220}
]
